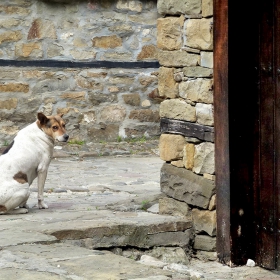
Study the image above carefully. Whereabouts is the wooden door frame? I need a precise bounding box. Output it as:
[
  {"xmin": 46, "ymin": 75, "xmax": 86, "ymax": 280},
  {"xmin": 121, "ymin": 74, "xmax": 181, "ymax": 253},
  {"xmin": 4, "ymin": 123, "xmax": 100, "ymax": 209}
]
[{"xmin": 213, "ymin": 0, "xmax": 231, "ymax": 264}]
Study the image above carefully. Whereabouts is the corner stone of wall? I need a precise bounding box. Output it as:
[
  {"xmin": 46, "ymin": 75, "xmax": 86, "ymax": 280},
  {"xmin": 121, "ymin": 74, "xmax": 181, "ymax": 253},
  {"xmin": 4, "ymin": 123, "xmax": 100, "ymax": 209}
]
[{"xmin": 157, "ymin": 0, "xmax": 215, "ymax": 259}]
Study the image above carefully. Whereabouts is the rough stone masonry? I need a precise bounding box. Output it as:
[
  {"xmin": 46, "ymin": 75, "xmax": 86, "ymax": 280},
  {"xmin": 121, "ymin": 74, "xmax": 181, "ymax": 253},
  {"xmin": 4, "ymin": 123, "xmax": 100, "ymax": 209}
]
[
  {"xmin": 0, "ymin": 0, "xmax": 159, "ymax": 143},
  {"xmin": 157, "ymin": 0, "xmax": 216, "ymax": 261}
]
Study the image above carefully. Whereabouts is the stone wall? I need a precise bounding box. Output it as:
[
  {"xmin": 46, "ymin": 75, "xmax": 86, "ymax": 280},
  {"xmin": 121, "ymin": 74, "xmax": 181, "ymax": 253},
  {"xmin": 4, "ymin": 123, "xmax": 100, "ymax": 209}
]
[
  {"xmin": 157, "ymin": 0, "xmax": 216, "ymax": 260},
  {"xmin": 0, "ymin": 0, "xmax": 159, "ymax": 143}
]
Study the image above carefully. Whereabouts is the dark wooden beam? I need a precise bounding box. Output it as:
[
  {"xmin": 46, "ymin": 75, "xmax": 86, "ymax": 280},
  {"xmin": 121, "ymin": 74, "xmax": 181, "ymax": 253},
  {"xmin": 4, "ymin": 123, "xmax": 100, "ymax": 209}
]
[
  {"xmin": 160, "ymin": 118, "xmax": 214, "ymax": 142},
  {"xmin": 0, "ymin": 59, "xmax": 160, "ymax": 69},
  {"xmin": 214, "ymin": 0, "xmax": 231, "ymax": 265}
]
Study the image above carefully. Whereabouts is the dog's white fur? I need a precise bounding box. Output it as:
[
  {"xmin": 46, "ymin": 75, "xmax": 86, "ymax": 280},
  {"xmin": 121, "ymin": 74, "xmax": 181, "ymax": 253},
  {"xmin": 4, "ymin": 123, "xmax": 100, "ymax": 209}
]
[{"xmin": 0, "ymin": 113, "xmax": 68, "ymax": 214}]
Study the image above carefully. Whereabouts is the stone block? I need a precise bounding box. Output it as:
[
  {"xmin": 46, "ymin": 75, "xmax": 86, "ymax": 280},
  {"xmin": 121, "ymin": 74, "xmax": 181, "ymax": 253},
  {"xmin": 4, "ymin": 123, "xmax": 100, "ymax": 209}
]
[
  {"xmin": 160, "ymin": 163, "xmax": 215, "ymax": 209},
  {"xmin": 60, "ymin": 92, "xmax": 86, "ymax": 101},
  {"xmin": 171, "ymin": 160, "xmax": 184, "ymax": 168},
  {"xmin": 208, "ymin": 194, "xmax": 216, "ymax": 210},
  {"xmin": 0, "ymin": 31, "xmax": 22, "ymax": 44},
  {"xmin": 179, "ymin": 78, "xmax": 213, "ymax": 104},
  {"xmin": 160, "ymin": 99, "xmax": 196, "ymax": 122},
  {"xmin": 88, "ymin": 93, "xmax": 118, "ymax": 105},
  {"xmin": 47, "ymin": 44, "xmax": 64, "ymax": 58},
  {"xmin": 185, "ymin": 18, "xmax": 213, "ymax": 50},
  {"xmin": 192, "ymin": 209, "xmax": 216, "ymax": 236},
  {"xmin": 196, "ymin": 103, "xmax": 214, "ymax": 126},
  {"xmin": 159, "ymin": 197, "xmax": 190, "ymax": 217},
  {"xmin": 87, "ymin": 123, "xmax": 119, "ymax": 142},
  {"xmin": 0, "ymin": 19, "xmax": 20, "ymax": 28},
  {"xmin": 0, "ymin": 83, "xmax": 29, "ymax": 93},
  {"xmin": 92, "ymin": 35, "xmax": 122, "ymax": 49},
  {"xmin": 202, "ymin": 0, "xmax": 213, "ymax": 17},
  {"xmin": 100, "ymin": 105, "xmax": 126, "ymax": 122},
  {"xmin": 0, "ymin": 98, "xmax": 17, "ymax": 110},
  {"xmin": 27, "ymin": 19, "xmax": 57, "ymax": 40},
  {"xmin": 158, "ymin": 67, "xmax": 178, "ymax": 99},
  {"xmin": 157, "ymin": 0, "xmax": 201, "ymax": 16},
  {"xmin": 129, "ymin": 109, "xmax": 160, "ymax": 122},
  {"xmin": 159, "ymin": 134, "xmax": 185, "ymax": 161},
  {"xmin": 116, "ymin": 0, "xmax": 143, "ymax": 13},
  {"xmin": 193, "ymin": 235, "xmax": 216, "ymax": 251},
  {"xmin": 15, "ymin": 42, "xmax": 43, "ymax": 58},
  {"xmin": 122, "ymin": 93, "xmax": 141, "ymax": 106},
  {"xmin": 193, "ymin": 142, "xmax": 215, "ymax": 174},
  {"xmin": 201, "ymin": 51, "xmax": 213, "ymax": 68},
  {"xmin": 158, "ymin": 50, "xmax": 200, "ymax": 67},
  {"xmin": 157, "ymin": 16, "xmax": 184, "ymax": 51},
  {"xmin": 183, "ymin": 143, "xmax": 195, "ymax": 170},
  {"xmin": 137, "ymin": 45, "xmax": 158, "ymax": 60},
  {"xmin": 183, "ymin": 66, "xmax": 213, "ymax": 78},
  {"xmin": 150, "ymin": 247, "xmax": 190, "ymax": 265}
]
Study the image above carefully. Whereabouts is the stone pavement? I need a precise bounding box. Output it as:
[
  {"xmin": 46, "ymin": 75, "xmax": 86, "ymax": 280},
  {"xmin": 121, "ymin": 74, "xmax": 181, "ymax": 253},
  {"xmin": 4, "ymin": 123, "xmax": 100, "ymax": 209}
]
[{"xmin": 0, "ymin": 142, "xmax": 280, "ymax": 279}]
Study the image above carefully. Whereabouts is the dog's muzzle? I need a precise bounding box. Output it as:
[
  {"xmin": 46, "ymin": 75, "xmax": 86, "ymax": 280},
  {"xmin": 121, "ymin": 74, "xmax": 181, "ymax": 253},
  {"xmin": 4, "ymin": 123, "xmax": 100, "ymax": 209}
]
[{"xmin": 57, "ymin": 134, "xmax": 69, "ymax": 142}]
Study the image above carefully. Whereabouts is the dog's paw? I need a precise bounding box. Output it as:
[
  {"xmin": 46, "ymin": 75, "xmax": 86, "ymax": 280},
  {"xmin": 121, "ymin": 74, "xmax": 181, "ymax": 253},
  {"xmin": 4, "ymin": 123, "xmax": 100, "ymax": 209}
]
[{"xmin": 38, "ymin": 201, "xmax": 48, "ymax": 209}]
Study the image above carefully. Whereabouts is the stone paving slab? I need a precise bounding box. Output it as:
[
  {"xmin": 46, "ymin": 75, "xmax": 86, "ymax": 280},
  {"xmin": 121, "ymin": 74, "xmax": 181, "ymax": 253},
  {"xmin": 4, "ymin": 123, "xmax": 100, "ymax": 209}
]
[{"xmin": 0, "ymin": 155, "xmax": 280, "ymax": 279}]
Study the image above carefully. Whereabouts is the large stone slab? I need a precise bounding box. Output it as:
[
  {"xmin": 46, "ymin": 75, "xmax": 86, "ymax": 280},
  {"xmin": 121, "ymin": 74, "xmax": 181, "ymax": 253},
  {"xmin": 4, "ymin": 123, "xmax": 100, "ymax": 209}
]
[
  {"xmin": 160, "ymin": 163, "xmax": 215, "ymax": 209},
  {"xmin": 157, "ymin": 0, "xmax": 201, "ymax": 16}
]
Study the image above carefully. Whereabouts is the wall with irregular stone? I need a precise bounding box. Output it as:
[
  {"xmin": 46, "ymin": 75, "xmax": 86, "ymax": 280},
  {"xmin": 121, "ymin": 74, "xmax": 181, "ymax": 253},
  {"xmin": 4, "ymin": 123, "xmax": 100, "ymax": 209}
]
[
  {"xmin": 0, "ymin": 0, "xmax": 159, "ymax": 143},
  {"xmin": 157, "ymin": 0, "xmax": 216, "ymax": 260}
]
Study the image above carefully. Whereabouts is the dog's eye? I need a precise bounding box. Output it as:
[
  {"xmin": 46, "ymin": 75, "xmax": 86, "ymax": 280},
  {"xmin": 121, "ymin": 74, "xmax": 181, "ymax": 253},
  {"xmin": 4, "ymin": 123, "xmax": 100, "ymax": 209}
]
[
  {"xmin": 62, "ymin": 124, "xmax": 66, "ymax": 128},
  {"xmin": 52, "ymin": 126, "xmax": 58, "ymax": 130}
]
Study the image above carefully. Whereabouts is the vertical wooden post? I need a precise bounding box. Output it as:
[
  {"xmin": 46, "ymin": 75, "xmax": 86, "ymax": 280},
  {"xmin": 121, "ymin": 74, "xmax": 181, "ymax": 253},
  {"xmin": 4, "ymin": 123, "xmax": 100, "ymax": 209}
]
[{"xmin": 213, "ymin": 0, "xmax": 231, "ymax": 264}]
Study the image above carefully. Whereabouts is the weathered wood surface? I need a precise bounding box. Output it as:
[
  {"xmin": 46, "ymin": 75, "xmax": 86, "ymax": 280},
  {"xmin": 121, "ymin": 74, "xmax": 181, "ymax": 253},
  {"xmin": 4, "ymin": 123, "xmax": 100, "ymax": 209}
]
[{"xmin": 160, "ymin": 118, "xmax": 214, "ymax": 142}]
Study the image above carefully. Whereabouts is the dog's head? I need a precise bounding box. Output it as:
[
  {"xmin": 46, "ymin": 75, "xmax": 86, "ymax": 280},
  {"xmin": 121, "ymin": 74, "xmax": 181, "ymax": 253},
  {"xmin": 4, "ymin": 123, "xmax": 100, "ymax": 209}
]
[{"xmin": 37, "ymin": 112, "xmax": 69, "ymax": 142}]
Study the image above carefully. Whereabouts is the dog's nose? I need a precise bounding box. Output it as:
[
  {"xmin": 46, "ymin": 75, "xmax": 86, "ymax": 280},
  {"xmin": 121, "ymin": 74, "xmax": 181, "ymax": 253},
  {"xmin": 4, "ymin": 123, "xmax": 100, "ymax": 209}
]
[{"xmin": 64, "ymin": 134, "xmax": 69, "ymax": 141}]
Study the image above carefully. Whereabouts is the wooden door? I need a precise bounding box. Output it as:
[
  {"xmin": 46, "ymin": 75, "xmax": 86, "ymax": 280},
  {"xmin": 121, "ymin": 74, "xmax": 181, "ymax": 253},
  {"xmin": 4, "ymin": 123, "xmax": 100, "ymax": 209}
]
[{"xmin": 215, "ymin": 0, "xmax": 280, "ymax": 270}]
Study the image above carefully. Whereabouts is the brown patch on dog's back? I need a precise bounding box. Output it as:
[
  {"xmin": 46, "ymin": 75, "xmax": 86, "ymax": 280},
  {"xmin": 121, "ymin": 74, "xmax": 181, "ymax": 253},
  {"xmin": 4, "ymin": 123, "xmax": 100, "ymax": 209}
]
[
  {"xmin": 0, "ymin": 205, "xmax": 7, "ymax": 212},
  {"xmin": 13, "ymin": 172, "xmax": 28, "ymax": 184}
]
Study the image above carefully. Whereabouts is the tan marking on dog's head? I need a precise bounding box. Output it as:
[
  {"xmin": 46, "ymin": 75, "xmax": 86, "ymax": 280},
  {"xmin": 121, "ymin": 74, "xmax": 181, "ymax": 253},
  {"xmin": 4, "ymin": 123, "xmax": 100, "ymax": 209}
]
[
  {"xmin": 13, "ymin": 171, "xmax": 28, "ymax": 184},
  {"xmin": 37, "ymin": 112, "xmax": 69, "ymax": 142}
]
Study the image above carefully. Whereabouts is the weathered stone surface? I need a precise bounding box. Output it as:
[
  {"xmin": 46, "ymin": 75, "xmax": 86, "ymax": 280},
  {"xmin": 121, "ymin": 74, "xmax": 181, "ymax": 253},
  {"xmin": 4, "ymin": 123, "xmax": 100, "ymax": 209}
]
[
  {"xmin": 193, "ymin": 235, "xmax": 216, "ymax": 251},
  {"xmin": 159, "ymin": 197, "xmax": 190, "ymax": 217},
  {"xmin": 15, "ymin": 42, "xmax": 43, "ymax": 58},
  {"xmin": 157, "ymin": 16, "xmax": 184, "ymax": 51},
  {"xmin": 159, "ymin": 134, "xmax": 185, "ymax": 161},
  {"xmin": 149, "ymin": 247, "xmax": 190, "ymax": 265},
  {"xmin": 141, "ymin": 99, "xmax": 151, "ymax": 108},
  {"xmin": 100, "ymin": 105, "xmax": 126, "ymax": 122},
  {"xmin": 183, "ymin": 66, "xmax": 213, "ymax": 78},
  {"xmin": 88, "ymin": 92, "xmax": 118, "ymax": 105},
  {"xmin": 0, "ymin": 31, "xmax": 22, "ymax": 44},
  {"xmin": 160, "ymin": 163, "xmax": 216, "ymax": 209},
  {"xmin": 60, "ymin": 92, "xmax": 86, "ymax": 100},
  {"xmin": 47, "ymin": 43, "xmax": 64, "ymax": 58},
  {"xmin": 137, "ymin": 45, "xmax": 158, "ymax": 60},
  {"xmin": 193, "ymin": 142, "xmax": 215, "ymax": 175},
  {"xmin": 0, "ymin": 5, "xmax": 30, "ymax": 15},
  {"xmin": 201, "ymin": 51, "xmax": 213, "ymax": 68},
  {"xmin": 179, "ymin": 78, "xmax": 213, "ymax": 104},
  {"xmin": 208, "ymin": 194, "xmax": 216, "ymax": 211},
  {"xmin": 185, "ymin": 18, "xmax": 213, "ymax": 50},
  {"xmin": 158, "ymin": 67, "xmax": 178, "ymax": 99},
  {"xmin": 0, "ymin": 83, "xmax": 29, "ymax": 93},
  {"xmin": 87, "ymin": 123, "xmax": 119, "ymax": 142},
  {"xmin": 183, "ymin": 143, "xmax": 195, "ymax": 170},
  {"xmin": 157, "ymin": 0, "xmax": 201, "ymax": 16},
  {"xmin": 0, "ymin": 98, "xmax": 18, "ymax": 110},
  {"xmin": 160, "ymin": 99, "xmax": 196, "ymax": 122},
  {"xmin": 0, "ymin": 19, "xmax": 20, "ymax": 28},
  {"xmin": 158, "ymin": 50, "xmax": 200, "ymax": 67},
  {"xmin": 192, "ymin": 209, "xmax": 216, "ymax": 236},
  {"xmin": 28, "ymin": 19, "xmax": 57, "ymax": 39},
  {"xmin": 129, "ymin": 109, "xmax": 160, "ymax": 122},
  {"xmin": 196, "ymin": 103, "xmax": 214, "ymax": 126},
  {"xmin": 116, "ymin": 0, "xmax": 143, "ymax": 13},
  {"xmin": 92, "ymin": 35, "xmax": 122, "ymax": 49},
  {"xmin": 202, "ymin": 0, "xmax": 213, "ymax": 17},
  {"xmin": 171, "ymin": 160, "xmax": 184, "ymax": 168},
  {"xmin": 123, "ymin": 93, "xmax": 141, "ymax": 106},
  {"xmin": 124, "ymin": 124, "xmax": 160, "ymax": 138}
]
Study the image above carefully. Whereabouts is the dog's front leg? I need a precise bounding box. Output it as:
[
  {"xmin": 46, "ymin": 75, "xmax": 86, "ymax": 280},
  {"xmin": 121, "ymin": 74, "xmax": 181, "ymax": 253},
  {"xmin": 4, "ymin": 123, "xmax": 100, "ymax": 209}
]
[{"xmin": 37, "ymin": 170, "xmax": 48, "ymax": 209}]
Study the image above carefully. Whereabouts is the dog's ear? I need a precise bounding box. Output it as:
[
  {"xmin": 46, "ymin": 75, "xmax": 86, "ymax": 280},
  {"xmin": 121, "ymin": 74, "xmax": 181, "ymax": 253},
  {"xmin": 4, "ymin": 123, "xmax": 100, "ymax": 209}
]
[
  {"xmin": 37, "ymin": 112, "xmax": 49, "ymax": 125},
  {"xmin": 58, "ymin": 113, "xmax": 64, "ymax": 118}
]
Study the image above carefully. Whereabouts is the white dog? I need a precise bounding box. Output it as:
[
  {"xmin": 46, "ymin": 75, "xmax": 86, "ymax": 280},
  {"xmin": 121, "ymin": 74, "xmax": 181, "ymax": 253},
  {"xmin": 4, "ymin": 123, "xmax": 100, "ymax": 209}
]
[{"xmin": 0, "ymin": 112, "xmax": 68, "ymax": 214}]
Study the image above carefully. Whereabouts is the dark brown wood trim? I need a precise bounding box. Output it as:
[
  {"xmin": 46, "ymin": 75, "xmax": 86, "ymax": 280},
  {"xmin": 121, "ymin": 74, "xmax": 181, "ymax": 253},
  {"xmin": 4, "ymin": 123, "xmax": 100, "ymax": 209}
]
[
  {"xmin": 214, "ymin": 0, "xmax": 231, "ymax": 264},
  {"xmin": 160, "ymin": 118, "xmax": 214, "ymax": 142}
]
